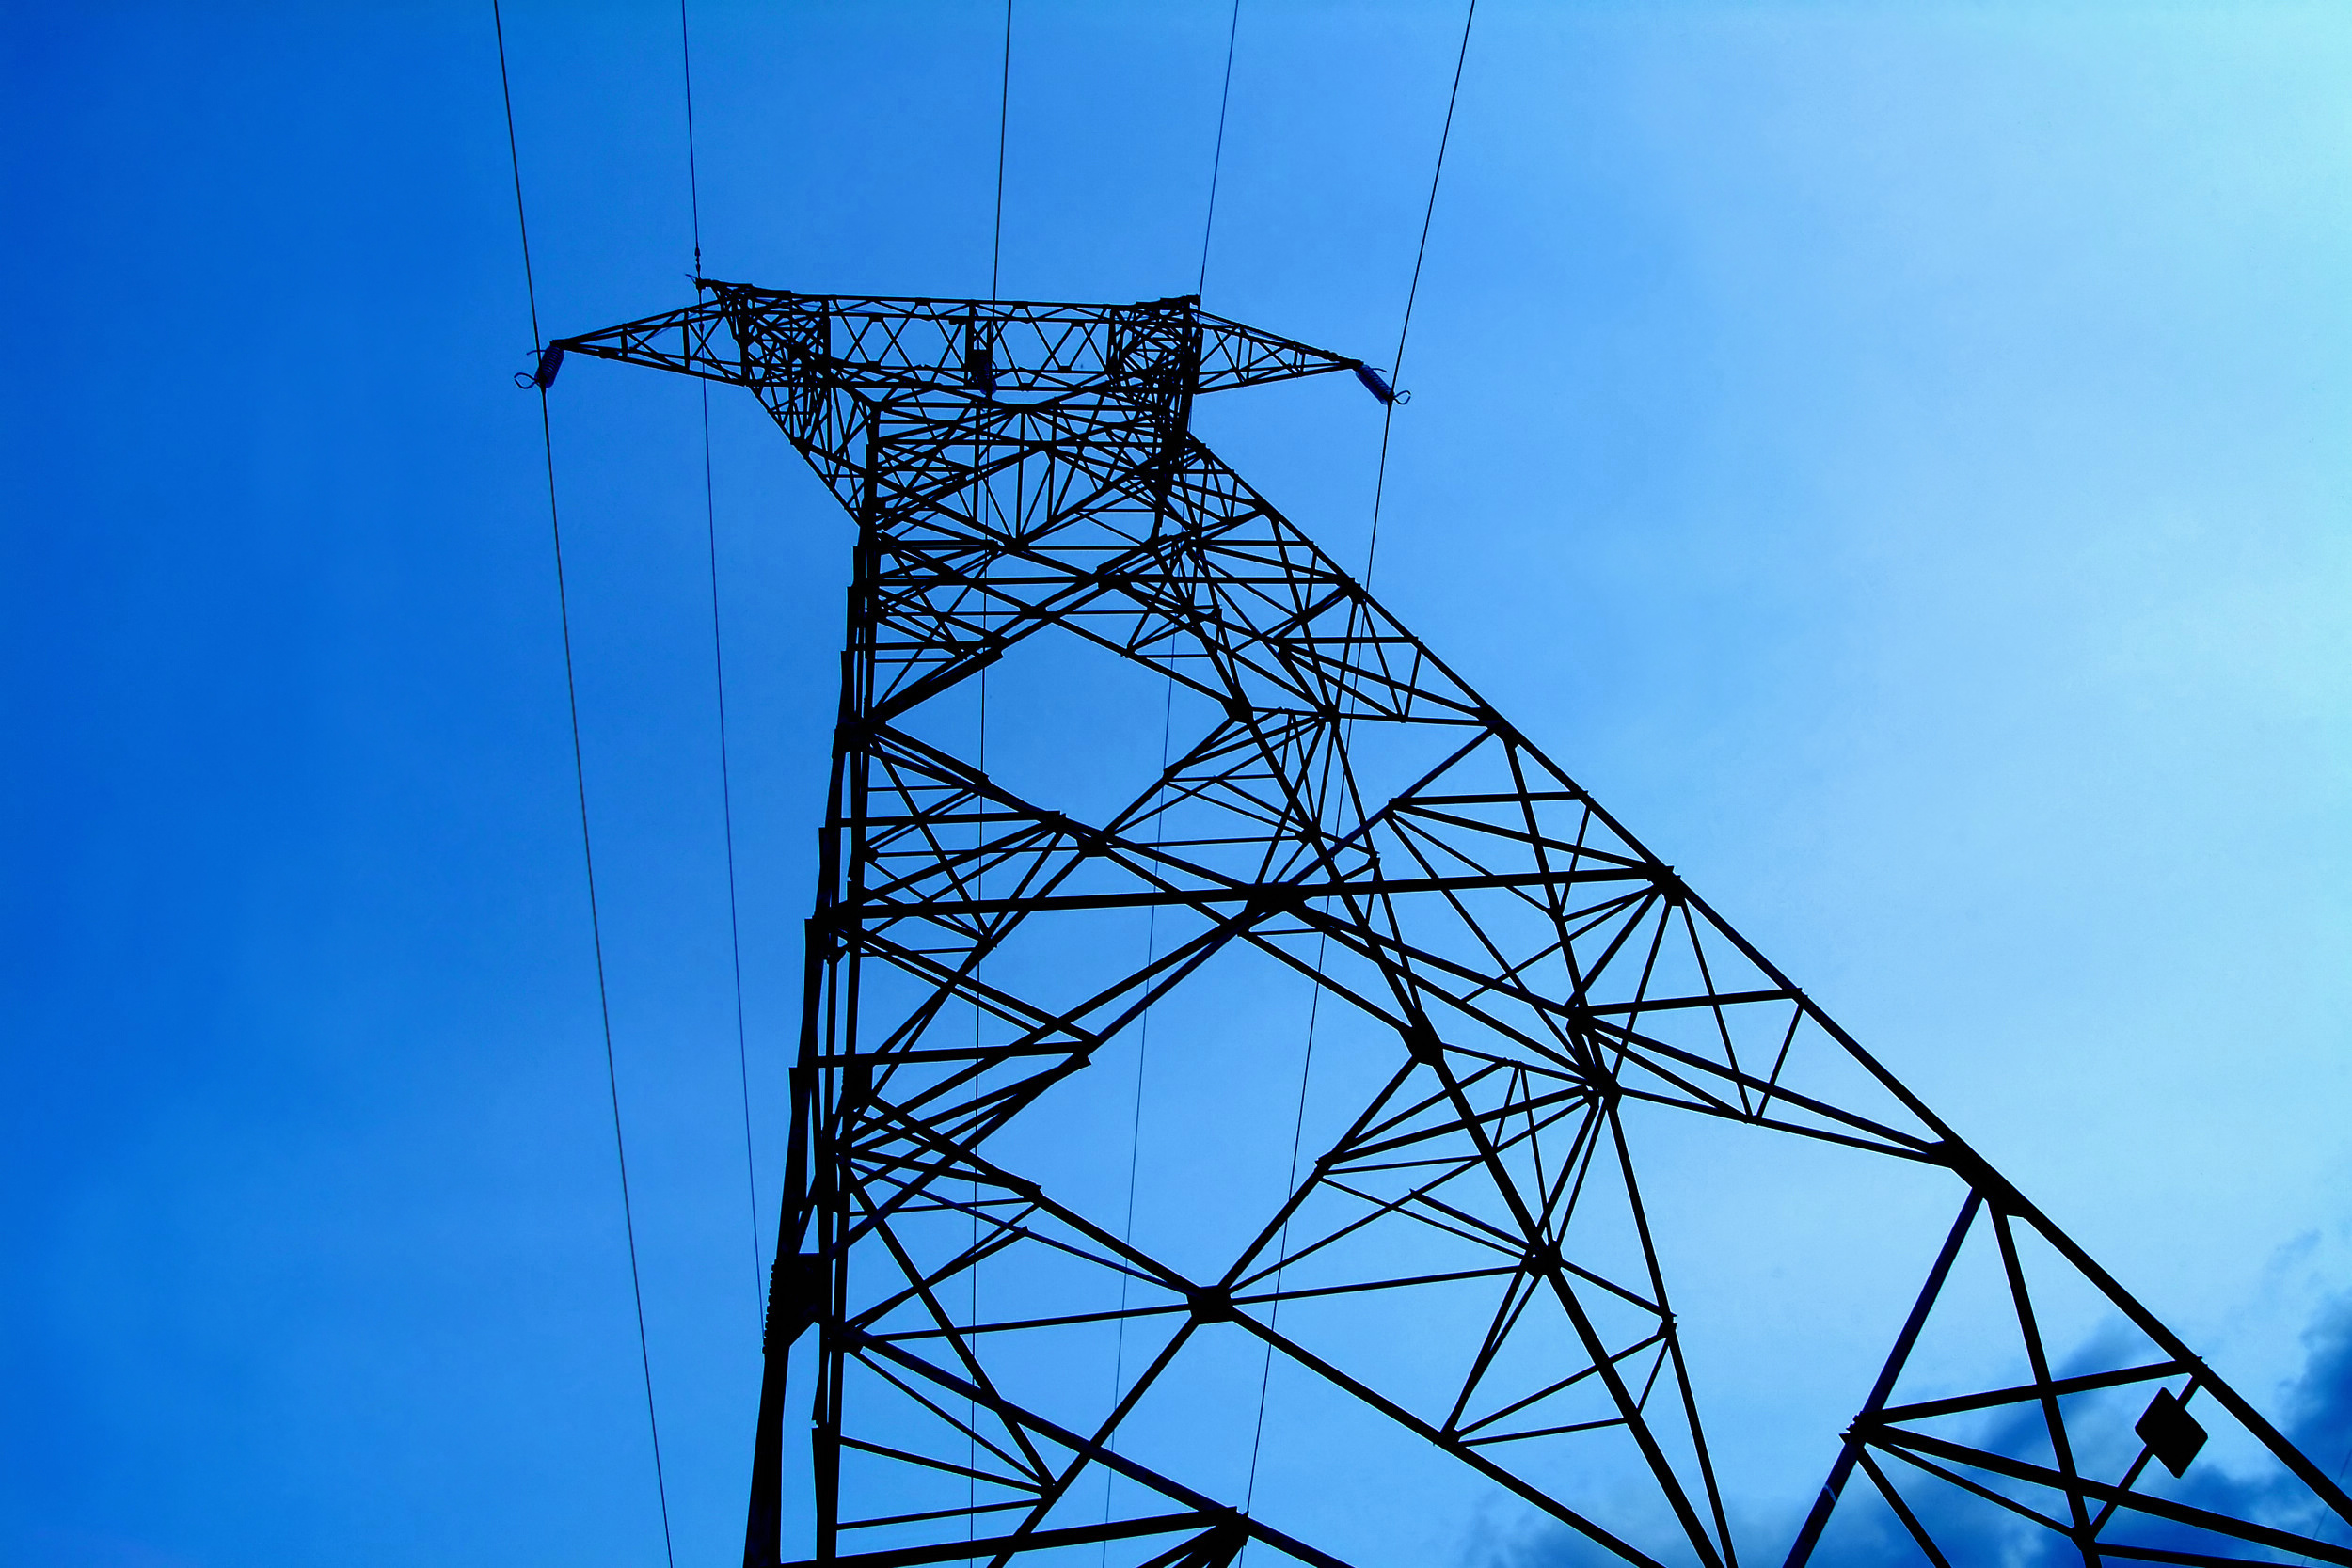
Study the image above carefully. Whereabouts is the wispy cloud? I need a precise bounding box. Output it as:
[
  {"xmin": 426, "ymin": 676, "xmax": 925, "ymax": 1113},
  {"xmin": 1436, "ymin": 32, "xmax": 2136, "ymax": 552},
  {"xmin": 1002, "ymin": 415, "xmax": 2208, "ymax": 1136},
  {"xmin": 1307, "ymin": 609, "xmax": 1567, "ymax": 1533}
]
[{"xmin": 1487, "ymin": 1295, "xmax": 2352, "ymax": 1568}]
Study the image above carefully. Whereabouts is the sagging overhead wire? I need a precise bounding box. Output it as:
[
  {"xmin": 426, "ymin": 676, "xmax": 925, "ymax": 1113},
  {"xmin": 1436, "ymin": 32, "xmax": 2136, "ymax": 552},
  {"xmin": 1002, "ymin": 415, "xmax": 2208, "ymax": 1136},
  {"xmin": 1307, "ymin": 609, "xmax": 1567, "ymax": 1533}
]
[
  {"xmin": 1366, "ymin": 0, "xmax": 1476, "ymax": 587},
  {"xmin": 991, "ymin": 0, "xmax": 1013, "ymax": 302},
  {"xmin": 1241, "ymin": 0, "xmax": 1481, "ymax": 1532},
  {"xmin": 974, "ymin": 0, "xmax": 1017, "ymax": 1533},
  {"xmin": 1105, "ymin": 8, "xmax": 1247, "ymax": 1537},
  {"xmin": 675, "ymin": 0, "xmax": 767, "ymax": 1322},
  {"xmin": 1197, "ymin": 0, "xmax": 1245, "ymax": 300},
  {"xmin": 493, "ymin": 5, "xmax": 676, "ymax": 1565}
]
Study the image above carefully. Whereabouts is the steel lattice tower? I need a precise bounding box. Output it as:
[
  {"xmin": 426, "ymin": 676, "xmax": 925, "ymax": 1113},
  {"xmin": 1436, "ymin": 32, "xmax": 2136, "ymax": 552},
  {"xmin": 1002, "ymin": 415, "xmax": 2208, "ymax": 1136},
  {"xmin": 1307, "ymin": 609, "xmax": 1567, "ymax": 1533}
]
[{"xmin": 550, "ymin": 285, "xmax": 2352, "ymax": 1568}]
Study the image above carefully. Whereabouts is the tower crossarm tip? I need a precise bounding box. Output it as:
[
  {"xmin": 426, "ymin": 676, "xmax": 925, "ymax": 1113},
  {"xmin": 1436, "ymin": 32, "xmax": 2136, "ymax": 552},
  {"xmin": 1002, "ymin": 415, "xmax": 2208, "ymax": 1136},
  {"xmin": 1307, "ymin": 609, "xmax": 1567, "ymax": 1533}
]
[
  {"xmin": 548, "ymin": 294, "xmax": 767, "ymax": 389},
  {"xmin": 553, "ymin": 282, "xmax": 1362, "ymax": 405}
]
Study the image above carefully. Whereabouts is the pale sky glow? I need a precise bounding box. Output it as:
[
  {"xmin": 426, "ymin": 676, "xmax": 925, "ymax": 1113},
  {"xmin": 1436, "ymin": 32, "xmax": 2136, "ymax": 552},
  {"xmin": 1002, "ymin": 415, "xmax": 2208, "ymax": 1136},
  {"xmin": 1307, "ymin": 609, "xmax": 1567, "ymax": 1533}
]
[{"xmin": 5, "ymin": 5, "xmax": 2349, "ymax": 1566}]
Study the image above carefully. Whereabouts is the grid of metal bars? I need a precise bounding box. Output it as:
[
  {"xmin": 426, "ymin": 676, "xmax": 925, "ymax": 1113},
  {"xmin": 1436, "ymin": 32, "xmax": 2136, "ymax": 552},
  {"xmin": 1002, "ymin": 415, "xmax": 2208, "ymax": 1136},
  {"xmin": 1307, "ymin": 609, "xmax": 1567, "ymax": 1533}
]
[{"xmin": 555, "ymin": 284, "xmax": 2352, "ymax": 1568}]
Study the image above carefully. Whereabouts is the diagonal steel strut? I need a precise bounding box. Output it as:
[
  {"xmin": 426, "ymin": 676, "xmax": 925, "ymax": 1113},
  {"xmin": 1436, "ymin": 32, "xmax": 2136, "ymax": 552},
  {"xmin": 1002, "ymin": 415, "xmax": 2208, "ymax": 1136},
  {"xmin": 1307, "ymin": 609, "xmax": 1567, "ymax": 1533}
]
[{"xmin": 555, "ymin": 286, "xmax": 2352, "ymax": 1568}]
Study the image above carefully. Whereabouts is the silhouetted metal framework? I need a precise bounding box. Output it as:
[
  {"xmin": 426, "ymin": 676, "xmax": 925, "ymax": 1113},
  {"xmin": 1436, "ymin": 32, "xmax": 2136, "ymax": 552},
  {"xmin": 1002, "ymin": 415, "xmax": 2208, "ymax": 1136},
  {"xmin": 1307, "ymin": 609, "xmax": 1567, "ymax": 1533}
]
[{"xmin": 553, "ymin": 285, "xmax": 2352, "ymax": 1568}]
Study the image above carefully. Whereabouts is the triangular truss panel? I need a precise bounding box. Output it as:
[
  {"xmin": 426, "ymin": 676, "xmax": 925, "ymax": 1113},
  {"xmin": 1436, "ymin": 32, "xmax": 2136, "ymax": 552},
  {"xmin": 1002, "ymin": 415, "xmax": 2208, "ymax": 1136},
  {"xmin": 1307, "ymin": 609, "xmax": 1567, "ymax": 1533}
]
[{"xmin": 553, "ymin": 286, "xmax": 2350, "ymax": 1568}]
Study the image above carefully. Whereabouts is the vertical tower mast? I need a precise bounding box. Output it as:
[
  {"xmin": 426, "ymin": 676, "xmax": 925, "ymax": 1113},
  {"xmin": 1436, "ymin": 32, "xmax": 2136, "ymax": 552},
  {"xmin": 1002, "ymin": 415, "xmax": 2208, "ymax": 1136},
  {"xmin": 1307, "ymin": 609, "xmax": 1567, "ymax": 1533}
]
[{"xmin": 554, "ymin": 286, "xmax": 2352, "ymax": 1568}]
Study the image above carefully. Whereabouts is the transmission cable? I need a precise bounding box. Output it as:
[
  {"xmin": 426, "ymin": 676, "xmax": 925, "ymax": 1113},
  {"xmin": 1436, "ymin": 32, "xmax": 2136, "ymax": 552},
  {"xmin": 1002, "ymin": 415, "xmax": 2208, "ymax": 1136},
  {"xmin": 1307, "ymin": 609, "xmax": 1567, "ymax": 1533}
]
[
  {"xmin": 493, "ymin": 7, "xmax": 676, "ymax": 1564},
  {"xmin": 2297, "ymin": 1444, "xmax": 2352, "ymax": 1564},
  {"xmin": 991, "ymin": 0, "xmax": 1013, "ymax": 302},
  {"xmin": 973, "ymin": 0, "xmax": 1015, "ymax": 1531},
  {"xmin": 1100, "ymin": 639, "xmax": 1180, "ymax": 1549},
  {"xmin": 1102, "ymin": 10, "xmax": 1248, "ymax": 1540},
  {"xmin": 1196, "ymin": 0, "xmax": 1244, "ymax": 298},
  {"xmin": 675, "ymin": 0, "xmax": 765, "ymax": 1321},
  {"xmin": 1239, "ymin": 0, "xmax": 1480, "ymax": 1530},
  {"xmin": 1364, "ymin": 0, "xmax": 1475, "ymax": 588}
]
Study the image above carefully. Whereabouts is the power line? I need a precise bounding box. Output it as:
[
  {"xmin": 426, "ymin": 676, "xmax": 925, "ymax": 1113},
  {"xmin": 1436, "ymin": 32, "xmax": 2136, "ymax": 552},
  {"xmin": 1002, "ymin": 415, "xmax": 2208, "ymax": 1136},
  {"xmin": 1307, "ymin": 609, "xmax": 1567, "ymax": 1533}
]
[
  {"xmin": 678, "ymin": 0, "xmax": 705, "ymax": 277},
  {"xmin": 675, "ymin": 0, "xmax": 764, "ymax": 1321},
  {"xmin": 1364, "ymin": 0, "xmax": 1477, "ymax": 588},
  {"xmin": 1101, "ymin": 13, "xmax": 1240, "ymax": 1534},
  {"xmin": 492, "ymin": 7, "xmax": 676, "ymax": 1565},
  {"xmin": 1100, "ymin": 649, "xmax": 1178, "ymax": 1550},
  {"xmin": 975, "ymin": 10, "xmax": 1014, "ymax": 1526},
  {"xmin": 1241, "ymin": 934, "xmax": 1324, "ymax": 1518},
  {"xmin": 1196, "ymin": 0, "xmax": 1244, "ymax": 299},
  {"xmin": 549, "ymin": 80, "xmax": 2352, "ymax": 1560},
  {"xmin": 991, "ymin": 0, "xmax": 1013, "ymax": 301},
  {"xmin": 1239, "ymin": 1, "xmax": 1480, "ymax": 1534}
]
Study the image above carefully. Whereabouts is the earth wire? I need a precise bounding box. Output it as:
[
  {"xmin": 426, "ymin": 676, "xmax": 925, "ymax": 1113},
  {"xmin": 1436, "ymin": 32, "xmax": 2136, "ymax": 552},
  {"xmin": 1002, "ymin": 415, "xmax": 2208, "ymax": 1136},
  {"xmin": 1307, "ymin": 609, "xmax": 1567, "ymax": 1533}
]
[
  {"xmin": 1239, "ymin": 0, "xmax": 1480, "ymax": 1535},
  {"xmin": 1196, "ymin": 0, "xmax": 1245, "ymax": 298},
  {"xmin": 494, "ymin": 6, "xmax": 677, "ymax": 1564},
  {"xmin": 974, "ymin": 1, "xmax": 1016, "ymax": 1529},
  {"xmin": 1104, "ymin": 7, "xmax": 1248, "ymax": 1540},
  {"xmin": 675, "ymin": 0, "xmax": 766, "ymax": 1318}
]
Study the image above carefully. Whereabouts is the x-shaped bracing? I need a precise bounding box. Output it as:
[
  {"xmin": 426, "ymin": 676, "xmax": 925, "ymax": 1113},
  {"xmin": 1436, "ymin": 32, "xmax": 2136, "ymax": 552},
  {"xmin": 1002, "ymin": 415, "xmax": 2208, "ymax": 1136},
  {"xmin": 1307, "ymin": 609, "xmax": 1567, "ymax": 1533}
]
[{"xmin": 554, "ymin": 287, "xmax": 2352, "ymax": 1568}]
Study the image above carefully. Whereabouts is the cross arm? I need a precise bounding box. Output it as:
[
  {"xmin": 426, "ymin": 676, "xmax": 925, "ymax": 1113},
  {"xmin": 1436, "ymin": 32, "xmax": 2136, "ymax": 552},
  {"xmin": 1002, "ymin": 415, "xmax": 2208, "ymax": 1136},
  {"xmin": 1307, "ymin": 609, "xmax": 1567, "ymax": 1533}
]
[
  {"xmin": 547, "ymin": 293, "xmax": 765, "ymax": 388},
  {"xmin": 549, "ymin": 282, "xmax": 1375, "ymax": 403}
]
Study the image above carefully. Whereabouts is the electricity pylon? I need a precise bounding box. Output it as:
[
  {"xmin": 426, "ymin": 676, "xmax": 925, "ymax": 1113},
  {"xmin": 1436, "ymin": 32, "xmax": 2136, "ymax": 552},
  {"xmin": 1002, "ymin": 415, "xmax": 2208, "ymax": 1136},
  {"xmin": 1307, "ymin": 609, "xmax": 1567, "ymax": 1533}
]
[{"xmin": 551, "ymin": 285, "xmax": 2352, "ymax": 1568}]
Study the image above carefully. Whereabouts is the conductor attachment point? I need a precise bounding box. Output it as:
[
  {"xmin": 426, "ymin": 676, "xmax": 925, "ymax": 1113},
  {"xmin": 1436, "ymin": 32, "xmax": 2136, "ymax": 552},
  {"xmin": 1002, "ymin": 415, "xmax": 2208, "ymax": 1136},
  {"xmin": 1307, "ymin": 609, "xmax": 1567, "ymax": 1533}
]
[{"xmin": 517, "ymin": 343, "xmax": 564, "ymax": 390}]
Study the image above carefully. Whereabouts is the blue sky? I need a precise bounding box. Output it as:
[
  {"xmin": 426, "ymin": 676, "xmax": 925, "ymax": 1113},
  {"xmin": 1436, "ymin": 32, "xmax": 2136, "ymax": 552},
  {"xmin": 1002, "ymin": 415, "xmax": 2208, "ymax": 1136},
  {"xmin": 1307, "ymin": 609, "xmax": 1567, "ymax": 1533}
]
[{"xmin": 4, "ymin": 3, "xmax": 2349, "ymax": 1565}]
